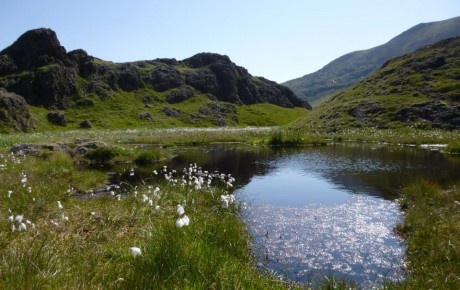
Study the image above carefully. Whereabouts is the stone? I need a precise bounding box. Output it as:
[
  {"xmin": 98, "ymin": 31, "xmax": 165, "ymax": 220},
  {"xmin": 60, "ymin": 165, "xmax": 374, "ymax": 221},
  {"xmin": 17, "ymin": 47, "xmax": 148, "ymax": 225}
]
[
  {"xmin": 138, "ymin": 111, "xmax": 153, "ymax": 120},
  {"xmin": 166, "ymin": 86, "xmax": 195, "ymax": 103},
  {"xmin": 162, "ymin": 107, "xmax": 181, "ymax": 118},
  {"xmin": 143, "ymin": 64, "xmax": 184, "ymax": 92},
  {"xmin": 0, "ymin": 90, "xmax": 34, "ymax": 131},
  {"xmin": 79, "ymin": 119, "xmax": 92, "ymax": 128},
  {"xmin": 47, "ymin": 112, "xmax": 67, "ymax": 126}
]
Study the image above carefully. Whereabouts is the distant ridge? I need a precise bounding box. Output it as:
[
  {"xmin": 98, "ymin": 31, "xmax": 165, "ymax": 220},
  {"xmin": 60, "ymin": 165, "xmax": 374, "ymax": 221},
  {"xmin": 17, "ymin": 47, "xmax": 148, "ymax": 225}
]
[
  {"xmin": 296, "ymin": 37, "xmax": 460, "ymax": 130},
  {"xmin": 284, "ymin": 16, "xmax": 460, "ymax": 106}
]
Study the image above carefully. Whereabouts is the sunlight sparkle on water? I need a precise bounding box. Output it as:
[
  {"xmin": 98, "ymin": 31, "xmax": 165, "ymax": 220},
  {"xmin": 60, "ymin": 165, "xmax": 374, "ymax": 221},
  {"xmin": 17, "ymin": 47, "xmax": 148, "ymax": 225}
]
[{"xmin": 243, "ymin": 194, "xmax": 405, "ymax": 288}]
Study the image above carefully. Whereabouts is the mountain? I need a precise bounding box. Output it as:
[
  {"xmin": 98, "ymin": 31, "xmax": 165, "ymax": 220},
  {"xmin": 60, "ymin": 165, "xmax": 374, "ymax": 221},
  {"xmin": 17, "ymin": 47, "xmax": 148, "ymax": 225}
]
[
  {"xmin": 0, "ymin": 28, "xmax": 310, "ymax": 131},
  {"xmin": 295, "ymin": 37, "xmax": 460, "ymax": 131},
  {"xmin": 284, "ymin": 16, "xmax": 460, "ymax": 106}
]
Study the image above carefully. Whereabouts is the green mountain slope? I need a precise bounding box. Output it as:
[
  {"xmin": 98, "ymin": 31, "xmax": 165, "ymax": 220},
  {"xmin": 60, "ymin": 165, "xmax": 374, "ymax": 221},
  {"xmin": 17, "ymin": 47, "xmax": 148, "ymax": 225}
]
[
  {"xmin": 284, "ymin": 16, "xmax": 460, "ymax": 106},
  {"xmin": 0, "ymin": 29, "xmax": 310, "ymax": 132},
  {"xmin": 296, "ymin": 37, "xmax": 460, "ymax": 131}
]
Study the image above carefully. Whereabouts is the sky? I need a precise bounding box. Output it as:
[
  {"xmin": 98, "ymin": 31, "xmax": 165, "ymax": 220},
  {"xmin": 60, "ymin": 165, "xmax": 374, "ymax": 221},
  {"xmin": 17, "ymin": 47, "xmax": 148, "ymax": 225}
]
[{"xmin": 1, "ymin": 0, "xmax": 459, "ymax": 83}]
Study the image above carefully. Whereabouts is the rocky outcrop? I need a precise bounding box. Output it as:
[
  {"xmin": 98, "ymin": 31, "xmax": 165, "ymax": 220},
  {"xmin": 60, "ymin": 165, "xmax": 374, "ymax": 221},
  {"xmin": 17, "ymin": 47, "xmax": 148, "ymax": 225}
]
[
  {"xmin": 0, "ymin": 28, "xmax": 310, "ymax": 131},
  {"xmin": 0, "ymin": 90, "xmax": 34, "ymax": 131},
  {"xmin": 394, "ymin": 102, "xmax": 460, "ymax": 129},
  {"xmin": 0, "ymin": 28, "xmax": 70, "ymax": 72},
  {"xmin": 182, "ymin": 53, "xmax": 311, "ymax": 109}
]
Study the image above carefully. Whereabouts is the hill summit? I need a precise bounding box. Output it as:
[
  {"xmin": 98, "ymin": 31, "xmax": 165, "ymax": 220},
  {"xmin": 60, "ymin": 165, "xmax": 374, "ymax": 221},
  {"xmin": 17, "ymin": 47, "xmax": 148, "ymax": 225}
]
[{"xmin": 284, "ymin": 16, "xmax": 460, "ymax": 106}]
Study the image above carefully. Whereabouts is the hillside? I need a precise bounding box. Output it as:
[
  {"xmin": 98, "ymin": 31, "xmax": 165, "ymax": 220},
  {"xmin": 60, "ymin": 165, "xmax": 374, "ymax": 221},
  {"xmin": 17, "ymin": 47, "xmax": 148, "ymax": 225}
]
[
  {"xmin": 0, "ymin": 28, "xmax": 310, "ymax": 132},
  {"xmin": 284, "ymin": 16, "xmax": 460, "ymax": 106},
  {"xmin": 295, "ymin": 37, "xmax": 460, "ymax": 131}
]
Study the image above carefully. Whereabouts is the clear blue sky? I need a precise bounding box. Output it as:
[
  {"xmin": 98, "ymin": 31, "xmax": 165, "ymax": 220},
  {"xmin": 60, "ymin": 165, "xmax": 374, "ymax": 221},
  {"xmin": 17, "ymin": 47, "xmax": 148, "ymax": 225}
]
[{"xmin": 1, "ymin": 0, "xmax": 459, "ymax": 83}]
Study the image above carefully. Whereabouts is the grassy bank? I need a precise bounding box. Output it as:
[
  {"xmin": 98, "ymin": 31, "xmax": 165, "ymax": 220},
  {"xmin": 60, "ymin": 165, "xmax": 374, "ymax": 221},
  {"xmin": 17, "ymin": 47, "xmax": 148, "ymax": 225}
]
[
  {"xmin": 395, "ymin": 180, "xmax": 460, "ymax": 289},
  {"xmin": 0, "ymin": 150, "xmax": 294, "ymax": 289},
  {"xmin": 1, "ymin": 127, "xmax": 458, "ymax": 150}
]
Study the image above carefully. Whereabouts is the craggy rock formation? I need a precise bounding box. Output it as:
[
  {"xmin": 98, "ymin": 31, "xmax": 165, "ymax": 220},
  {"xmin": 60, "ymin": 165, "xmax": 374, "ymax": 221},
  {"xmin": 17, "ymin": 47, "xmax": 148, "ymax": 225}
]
[
  {"xmin": 182, "ymin": 53, "xmax": 311, "ymax": 108},
  {"xmin": 0, "ymin": 28, "xmax": 310, "ymax": 131},
  {"xmin": 0, "ymin": 89, "xmax": 34, "ymax": 131}
]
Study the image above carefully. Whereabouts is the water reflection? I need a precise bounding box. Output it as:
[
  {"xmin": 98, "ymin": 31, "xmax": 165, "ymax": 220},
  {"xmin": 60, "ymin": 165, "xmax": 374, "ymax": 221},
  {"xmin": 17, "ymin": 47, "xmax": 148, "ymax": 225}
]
[{"xmin": 114, "ymin": 143, "xmax": 460, "ymax": 288}]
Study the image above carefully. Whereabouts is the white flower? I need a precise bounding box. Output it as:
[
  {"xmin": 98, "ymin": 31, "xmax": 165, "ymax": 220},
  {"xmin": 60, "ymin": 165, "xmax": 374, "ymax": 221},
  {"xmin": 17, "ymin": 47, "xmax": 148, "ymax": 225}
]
[
  {"xmin": 182, "ymin": 215, "xmax": 190, "ymax": 226},
  {"xmin": 220, "ymin": 194, "xmax": 236, "ymax": 208},
  {"xmin": 177, "ymin": 204, "xmax": 185, "ymax": 216},
  {"xmin": 8, "ymin": 215, "xmax": 14, "ymax": 223},
  {"xmin": 7, "ymin": 190, "xmax": 12, "ymax": 198},
  {"xmin": 129, "ymin": 247, "xmax": 142, "ymax": 257},
  {"xmin": 57, "ymin": 201, "xmax": 63, "ymax": 210},
  {"xmin": 15, "ymin": 215, "xmax": 24, "ymax": 223},
  {"xmin": 175, "ymin": 218, "xmax": 185, "ymax": 228},
  {"xmin": 155, "ymin": 205, "xmax": 160, "ymax": 211},
  {"xmin": 18, "ymin": 222, "xmax": 27, "ymax": 231}
]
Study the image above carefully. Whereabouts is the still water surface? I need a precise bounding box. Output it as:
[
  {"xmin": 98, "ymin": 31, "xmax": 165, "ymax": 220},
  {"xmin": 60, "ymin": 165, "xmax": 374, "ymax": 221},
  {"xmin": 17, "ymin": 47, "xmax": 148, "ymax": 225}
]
[{"xmin": 127, "ymin": 143, "xmax": 460, "ymax": 287}]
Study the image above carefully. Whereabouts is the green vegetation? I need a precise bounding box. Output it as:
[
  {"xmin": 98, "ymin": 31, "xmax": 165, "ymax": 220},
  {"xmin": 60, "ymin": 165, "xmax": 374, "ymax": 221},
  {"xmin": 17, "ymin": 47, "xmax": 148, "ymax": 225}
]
[
  {"xmin": 134, "ymin": 150, "xmax": 161, "ymax": 166},
  {"xmin": 283, "ymin": 16, "xmax": 460, "ymax": 105},
  {"xmin": 296, "ymin": 37, "xmax": 460, "ymax": 131},
  {"xmin": 268, "ymin": 129, "xmax": 326, "ymax": 146},
  {"xmin": 0, "ymin": 150, "xmax": 294, "ymax": 289},
  {"xmin": 20, "ymin": 92, "xmax": 309, "ymax": 132},
  {"xmin": 394, "ymin": 180, "xmax": 460, "ymax": 289}
]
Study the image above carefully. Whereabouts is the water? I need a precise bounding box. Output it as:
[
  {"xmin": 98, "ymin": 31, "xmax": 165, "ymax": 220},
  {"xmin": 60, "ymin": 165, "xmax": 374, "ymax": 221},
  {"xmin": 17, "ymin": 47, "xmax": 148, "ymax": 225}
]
[{"xmin": 116, "ymin": 143, "xmax": 460, "ymax": 288}]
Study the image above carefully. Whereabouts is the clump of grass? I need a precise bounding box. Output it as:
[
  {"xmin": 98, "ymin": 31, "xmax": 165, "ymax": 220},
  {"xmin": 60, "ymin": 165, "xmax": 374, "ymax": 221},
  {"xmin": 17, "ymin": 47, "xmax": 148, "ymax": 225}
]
[
  {"xmin": 85, "ymin": 147, "xmax": 123, "ymax": 165},
  {"xmin": 134, "ymin": 150, "xmax": 160, "ymax": 165},
  {"xmin": 268, "ymin": 129, "xmax": 326, "ymax": 146},
  {"xmin": 446, "ymin": 142, "xmax": 460, "ymax": 154},
  {"xmin": 395, "ymin": 180, "xmax": 460, "ymax": 289}
]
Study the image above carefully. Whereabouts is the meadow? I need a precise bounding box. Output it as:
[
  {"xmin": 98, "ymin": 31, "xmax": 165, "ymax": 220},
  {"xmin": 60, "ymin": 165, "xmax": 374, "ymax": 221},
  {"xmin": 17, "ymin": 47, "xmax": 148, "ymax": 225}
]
[{"xmin": 0, "ymin": 126, "xmax": 459, "ymax": 289}]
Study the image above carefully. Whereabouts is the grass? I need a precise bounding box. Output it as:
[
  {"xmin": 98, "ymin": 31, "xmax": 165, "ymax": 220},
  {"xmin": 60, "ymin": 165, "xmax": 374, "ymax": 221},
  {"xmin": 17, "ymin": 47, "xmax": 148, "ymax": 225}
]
[
  {"xmin": 267, "ymin": 129, "xmax": 326, "ymax": 146},
  {"xmin": 394, "ymin": 180, "xmax": 460, "ymax": 289},
  {"xmin": 0, "ymin": 150, "xmax": 295, "ymax": 289}
]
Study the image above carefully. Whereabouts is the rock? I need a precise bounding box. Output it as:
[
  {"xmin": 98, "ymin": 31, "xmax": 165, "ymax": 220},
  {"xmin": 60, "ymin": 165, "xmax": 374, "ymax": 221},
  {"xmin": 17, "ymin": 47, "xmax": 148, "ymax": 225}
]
[
  {"xmin": 347, "ymin": 102, "xmax": 383, "ymax": 121},
  {"xmin": 0, "ymin": 90, "xmax": 34, "ymax": 131},
  {"xmin": 10, "ymin": 143, "xmax": 71, "ymax": 155},
  {"xmin": 255, "ymin": 77, "xmax": 312, "ymax": 109},
  {"xmin": 183, "ymin": 53, "xmax": 231, "ymax": 68},
  {"xmin": 166, "ymin": 86, "xmax": 195, "ymax": 103},
  {"xmin": 68, "ymin": 49, "xmax": 96, "ymax": 77},
  {"xmin": 0, "ymin": 55, "xmax": 18, "ymax": 76},
  {"xmin": 394, "ymin": 102, "xmax": 460, "ymax": 129},
  {"xmin": 143, "ymin": 64, "xmax": 184, "ymax": 92},
  {"xmin": 182, "ymin": 53, "xmax": 311, "ymax": 108},
  {"xmin": 79, "ymin": 119, "xmax": 92, "ymax": 128},
  {"xmin": 73, "ymin": 140, "xmax": 107, "ymax": 155},
  {"xmin": 184, "ymin": 68, "xmax": 219, "ymax": 96},
  {"xmin": 115, "ymin": 64, "xmax": 141, "ymax": 92},
  {"xmin": 162, "ymin": 107, "xmax": 181, "ymax": 118},
  {"xmin": 3, "ymin": 65, "xmax": 78, "ymax": 109},
  {"xmin": 0, "ymin": 28, "xmax": 70, "ymax": 70},
  {"xmin": 196, "ymin": 102, "xmax": 239, "ymax": 125},
  {"xmin": 33, "ymin": 65, "xmax": 78, "ymax": 108},
  {"xmin": 47, "ymin": 112, "xmax": 67, "ymax": 126},
  {"xmin": 138, "ymin": 111, "xmax": 153, "ymax": 121}
]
